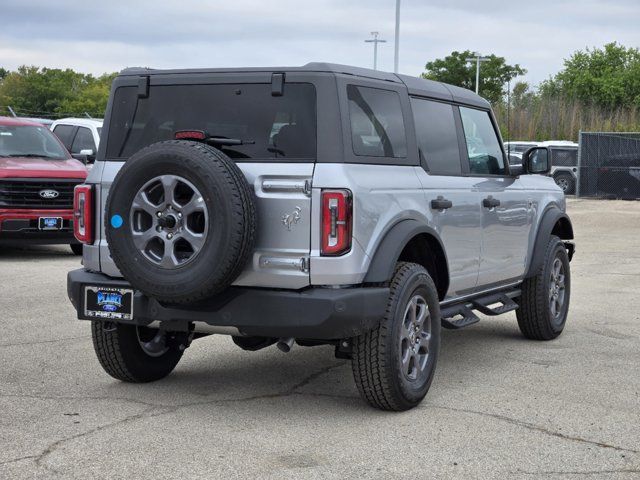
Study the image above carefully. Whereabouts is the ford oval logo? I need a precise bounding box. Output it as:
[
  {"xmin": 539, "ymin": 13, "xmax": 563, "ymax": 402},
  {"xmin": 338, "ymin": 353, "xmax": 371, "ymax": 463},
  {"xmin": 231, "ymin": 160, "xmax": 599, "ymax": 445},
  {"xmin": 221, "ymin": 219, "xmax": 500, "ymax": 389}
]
[{"xmin": 39, "ymin": 189, "xmax": 59, "ymax": 199}]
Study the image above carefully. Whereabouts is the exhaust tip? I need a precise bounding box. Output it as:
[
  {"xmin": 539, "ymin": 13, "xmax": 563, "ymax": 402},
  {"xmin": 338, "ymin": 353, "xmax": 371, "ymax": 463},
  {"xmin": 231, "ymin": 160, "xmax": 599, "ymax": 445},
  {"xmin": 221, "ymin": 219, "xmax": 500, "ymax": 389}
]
[{"xmin": 276, "ymin": 337, "xmax": 295, "ymax": 353}]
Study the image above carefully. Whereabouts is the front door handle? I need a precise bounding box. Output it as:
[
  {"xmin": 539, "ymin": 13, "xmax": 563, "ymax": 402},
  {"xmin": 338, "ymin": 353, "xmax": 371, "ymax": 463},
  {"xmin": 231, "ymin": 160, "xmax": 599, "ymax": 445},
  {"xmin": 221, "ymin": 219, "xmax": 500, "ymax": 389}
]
[
  {"xmin": 431, "ymin": 196, "xmax": 453, "ymax": 210},
  {"xmin": 482, "ymin": 196, "xmax": 501, "ymax": 208}
]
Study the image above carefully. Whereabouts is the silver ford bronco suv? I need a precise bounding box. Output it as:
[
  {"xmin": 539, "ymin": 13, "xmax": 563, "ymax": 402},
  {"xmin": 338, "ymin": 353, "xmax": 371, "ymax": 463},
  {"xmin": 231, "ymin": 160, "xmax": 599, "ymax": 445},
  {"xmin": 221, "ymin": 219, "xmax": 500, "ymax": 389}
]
[{"xmin": 67, "ymin": 63, "xmax": 575, "ymax": 411}]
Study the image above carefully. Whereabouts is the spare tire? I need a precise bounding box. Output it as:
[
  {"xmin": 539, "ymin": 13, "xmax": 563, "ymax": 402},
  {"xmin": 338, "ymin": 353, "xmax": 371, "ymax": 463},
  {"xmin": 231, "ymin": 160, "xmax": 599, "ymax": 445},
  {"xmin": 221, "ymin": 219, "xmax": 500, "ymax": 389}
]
[{"xmin": 105, "ymin": 140, "xmax": 256, "ymax": 304}]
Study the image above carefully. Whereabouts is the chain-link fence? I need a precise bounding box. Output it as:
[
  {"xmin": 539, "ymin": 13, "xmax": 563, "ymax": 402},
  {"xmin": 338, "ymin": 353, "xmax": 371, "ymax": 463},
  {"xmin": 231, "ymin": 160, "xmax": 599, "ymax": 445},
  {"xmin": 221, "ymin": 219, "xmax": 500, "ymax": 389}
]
[{"xmin": 577, "ymin": 132, "xmax": 640, "ymax": 199}]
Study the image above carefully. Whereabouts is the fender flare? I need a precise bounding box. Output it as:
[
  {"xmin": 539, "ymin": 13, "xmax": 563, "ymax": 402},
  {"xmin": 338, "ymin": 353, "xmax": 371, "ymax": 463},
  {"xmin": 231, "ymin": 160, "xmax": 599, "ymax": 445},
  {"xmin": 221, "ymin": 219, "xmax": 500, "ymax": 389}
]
[
  {"xmin": 525, "ymin": 206, "xmax": 574, "ymax": 278},
  {"xmin": 363, "ymin": 219, "xmax": 448, "ymax": 284}
]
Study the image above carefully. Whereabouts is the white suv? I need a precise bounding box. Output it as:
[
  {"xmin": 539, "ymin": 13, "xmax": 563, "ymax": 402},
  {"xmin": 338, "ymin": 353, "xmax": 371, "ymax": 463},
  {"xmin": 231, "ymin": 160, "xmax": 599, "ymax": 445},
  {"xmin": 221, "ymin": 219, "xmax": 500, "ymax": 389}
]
[
  {"xmin": 540, "ymin": 141, "xmax": 579, "ymax": 194},
  {"xmin": 50, "ymin": 118, "xmax": 103, "ymax": 165}
]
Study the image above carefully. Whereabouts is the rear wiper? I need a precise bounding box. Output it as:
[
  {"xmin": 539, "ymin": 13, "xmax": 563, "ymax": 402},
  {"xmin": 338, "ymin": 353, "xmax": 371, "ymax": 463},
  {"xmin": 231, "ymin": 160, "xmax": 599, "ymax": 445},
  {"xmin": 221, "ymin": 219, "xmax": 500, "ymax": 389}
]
[
  {"xmin": 206, "ymin": 136, "xmax": 255, "ymax": 146},
  {"xmin": 174, "ymin": 130, "xmax": 254, "ymax": 146}
]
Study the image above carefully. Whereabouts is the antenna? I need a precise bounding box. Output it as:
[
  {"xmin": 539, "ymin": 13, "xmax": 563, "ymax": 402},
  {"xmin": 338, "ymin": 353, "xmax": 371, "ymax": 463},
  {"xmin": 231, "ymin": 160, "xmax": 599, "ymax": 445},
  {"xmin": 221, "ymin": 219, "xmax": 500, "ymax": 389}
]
[
  {"xmin": 7, "ymin": 106, "xmax": 17, "ymax": 117},
  {"xmin": 507, "ymin": 78, "xmax": 511, "ymax": 158}
]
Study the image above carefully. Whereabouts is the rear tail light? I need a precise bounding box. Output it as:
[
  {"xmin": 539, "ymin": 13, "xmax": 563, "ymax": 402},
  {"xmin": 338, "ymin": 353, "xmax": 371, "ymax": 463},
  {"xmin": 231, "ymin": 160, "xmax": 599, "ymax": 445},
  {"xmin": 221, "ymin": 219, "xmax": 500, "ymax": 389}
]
[
  {"xmin": 321, "ymin": 189, "xmax": 352, "ymax": 256},
  {"xmin": 73, "ymin": 184, "xmax": 93, "ymax": 244}
]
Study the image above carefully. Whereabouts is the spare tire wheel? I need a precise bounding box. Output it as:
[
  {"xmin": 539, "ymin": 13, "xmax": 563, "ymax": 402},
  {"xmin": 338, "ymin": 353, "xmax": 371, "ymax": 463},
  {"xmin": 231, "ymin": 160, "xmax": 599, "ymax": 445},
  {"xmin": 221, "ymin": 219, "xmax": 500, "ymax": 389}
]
[{"xmin": 105, "ymin": 140, "xmax": 256, "ymax": 304}]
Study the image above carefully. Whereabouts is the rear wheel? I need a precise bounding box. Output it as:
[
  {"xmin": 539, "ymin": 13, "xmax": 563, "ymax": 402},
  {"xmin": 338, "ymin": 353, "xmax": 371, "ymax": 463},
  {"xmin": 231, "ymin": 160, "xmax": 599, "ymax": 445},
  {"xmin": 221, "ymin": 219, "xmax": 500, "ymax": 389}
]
[
  {"xmin": 70, "ymin": 243, "xmax": 83, "ymax": 255},
  {"xmin": 517, "ymin": 235, "xmax": 571, "ymax": 340},
  {"xmin": 554, "ymin": 172, "xmax": 575, "ymax": 194},
  {"xmin": 351, "ymin": 262, "xmax": 440, "ymax": 411},
  {"xmin": 91, "ymin": 321, "xmax": 186, "ymax": 382}
]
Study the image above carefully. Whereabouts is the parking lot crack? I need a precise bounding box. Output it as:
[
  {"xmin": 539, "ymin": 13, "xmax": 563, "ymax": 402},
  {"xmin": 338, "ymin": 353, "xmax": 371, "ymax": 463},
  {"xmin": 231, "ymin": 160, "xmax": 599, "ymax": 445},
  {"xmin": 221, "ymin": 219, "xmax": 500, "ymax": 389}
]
[
  {"xmin": 0, "ymin": 454, "xmax": 39, "ymax": 467},
  {"xmin": 162, "ymin": 362, "xmax": 349, "ymax": 408},
  {"xmin": 429, "ymin": 405, "xmax": 639, "ymax": 454},
  {"xmin": 0, "ymin": 335, "xmax": 90, "ymax": 348},
  {"xmin": 0, "ymin": 392, "xmax": 168, "ymax": 409},
  {"xmin": 34, "ymin": 405, "xmax": 174, "ymax": 474}
]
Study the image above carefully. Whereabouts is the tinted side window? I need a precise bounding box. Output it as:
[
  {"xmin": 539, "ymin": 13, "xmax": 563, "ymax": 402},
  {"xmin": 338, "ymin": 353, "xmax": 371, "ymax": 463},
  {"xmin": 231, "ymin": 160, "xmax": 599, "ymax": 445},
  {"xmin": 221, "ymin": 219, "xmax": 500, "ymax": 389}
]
[
  {"xmin": 71, "ymin": 127, "xmax": 96, "ymax": 153},
  {"xmin": 52, "ymin": 124, "xmax": 75, "ymax": 150},
  {"xmin": 411, "ymin": 98, "xmax": 461, "ymax": 175},
  {"xmin": 551, "ymin": 148, "xmax": 577, "ymax": 167},
  {"xmin": 460, "ymin": 107, "xmax": 505, "ymax": 175},
  {"xmin": 347, "ymin": 85, "xmax": 407, "ymax": 158}
]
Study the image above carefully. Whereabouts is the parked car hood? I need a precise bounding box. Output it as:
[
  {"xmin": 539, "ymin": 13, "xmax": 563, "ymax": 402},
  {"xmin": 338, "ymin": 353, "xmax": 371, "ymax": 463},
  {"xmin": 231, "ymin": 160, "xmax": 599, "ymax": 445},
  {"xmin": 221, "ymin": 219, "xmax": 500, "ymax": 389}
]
[{"xmin": 0, "ymin": 156, "xmax": 87, "ymax": 179}]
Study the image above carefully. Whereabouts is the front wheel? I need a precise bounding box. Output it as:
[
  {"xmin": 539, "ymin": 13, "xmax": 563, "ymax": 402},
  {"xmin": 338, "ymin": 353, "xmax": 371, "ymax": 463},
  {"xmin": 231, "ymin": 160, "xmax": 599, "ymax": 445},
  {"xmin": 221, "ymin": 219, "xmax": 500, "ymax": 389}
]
[
  {"xmin": 91, "ymin": 321, "xmax": 185, "ymax": 382},
  {"xmin": 351, "ymin": 262, "xmax": 441, "ymax": 411},
  {"xmin": 517, "ymin": 235, "xmax": 571, "ymax": 340}
]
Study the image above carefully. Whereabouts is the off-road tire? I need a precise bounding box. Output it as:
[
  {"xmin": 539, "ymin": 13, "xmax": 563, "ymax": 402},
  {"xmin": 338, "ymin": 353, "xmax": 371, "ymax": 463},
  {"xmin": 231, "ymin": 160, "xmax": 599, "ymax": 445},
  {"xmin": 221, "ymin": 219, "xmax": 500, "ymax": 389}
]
[
  {"xmin": 554, "ymin": 172, "xmax": 576, "ymax": 194},
  {"xmin": 517, "ymin": 235, "xmax": 571, "ymax": 340},
  {"xmin": 105, "ymin": 141, "xmax": 256, "ymax": 304},
  {"xmin": 70, "ymin": 243, "xmax": 83, "ymax": 255},
  {"xmin": 91, "ymin": 321, "xmax": 184, "ymax": 382},
  {"xmin": 352, "ymin": 262, "xmax": 441, "ymax": 411}
]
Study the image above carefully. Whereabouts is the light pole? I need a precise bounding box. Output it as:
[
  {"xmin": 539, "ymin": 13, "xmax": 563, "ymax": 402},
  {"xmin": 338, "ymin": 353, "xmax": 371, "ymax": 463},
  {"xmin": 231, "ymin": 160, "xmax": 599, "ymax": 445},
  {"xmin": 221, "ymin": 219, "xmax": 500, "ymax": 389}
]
[
  {"xmin": 394, "ymin": 0, "xmax": 401, "ymax": 73},
  {"xmin": 365, "ymin": 32, "xmax": 387, "ymax": 70},
  {"xmin": 465, "ymin": 53, "xmax": 490, "ymax": 94}
]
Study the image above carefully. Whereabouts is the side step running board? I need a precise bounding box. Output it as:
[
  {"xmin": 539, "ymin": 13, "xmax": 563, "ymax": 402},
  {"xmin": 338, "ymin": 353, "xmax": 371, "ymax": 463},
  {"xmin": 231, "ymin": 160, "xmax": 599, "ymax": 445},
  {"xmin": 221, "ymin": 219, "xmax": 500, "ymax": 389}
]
[
  {"xmin": 441, "ymin": 290, "xmax": 521, "ymax": 330},
  {"xmin": 440, "ymin": 304, "xmax": 480, "ymax": 329}
]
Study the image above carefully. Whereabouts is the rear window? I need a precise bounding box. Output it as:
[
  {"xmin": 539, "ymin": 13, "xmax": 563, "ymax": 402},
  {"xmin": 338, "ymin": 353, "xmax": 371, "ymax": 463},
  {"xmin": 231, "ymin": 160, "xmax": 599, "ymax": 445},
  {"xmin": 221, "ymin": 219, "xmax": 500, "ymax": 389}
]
[{"xmin": 106, "ymin": 83, "xmax": 316, "ymax": 161}]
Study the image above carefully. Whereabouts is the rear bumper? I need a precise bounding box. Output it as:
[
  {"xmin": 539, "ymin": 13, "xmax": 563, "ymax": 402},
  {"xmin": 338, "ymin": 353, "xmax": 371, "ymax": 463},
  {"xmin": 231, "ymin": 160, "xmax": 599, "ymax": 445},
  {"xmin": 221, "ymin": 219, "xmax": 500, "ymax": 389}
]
[
  {"xmin": 0, "ymin": 209, "xmax": 75, "ymax": 244},
  {"xmin": 67, "ymin": 269, "xmax": 389, "ymax": 340}
]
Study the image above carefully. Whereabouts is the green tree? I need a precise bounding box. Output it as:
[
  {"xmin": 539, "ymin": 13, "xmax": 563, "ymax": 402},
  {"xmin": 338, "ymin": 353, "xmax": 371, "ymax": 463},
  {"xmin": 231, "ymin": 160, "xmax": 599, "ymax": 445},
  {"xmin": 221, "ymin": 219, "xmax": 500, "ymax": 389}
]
[
  {"xmin": 422, "ymin": 50, "xmax": 525, "ymax": 104},
  {"xmin": 510, "ymin": 81, "xmax": 535, "ymax": 110},
  {"xmin": 0, "ymin": 66, "xmax": 115, "ymax": 118},
  {"xmin": 540, "ymin": 42, "xmax": 640, "ymax": 108},
  {"xmin": 57, "ymin": 73, "xmax": 117, "ymax": 117}
]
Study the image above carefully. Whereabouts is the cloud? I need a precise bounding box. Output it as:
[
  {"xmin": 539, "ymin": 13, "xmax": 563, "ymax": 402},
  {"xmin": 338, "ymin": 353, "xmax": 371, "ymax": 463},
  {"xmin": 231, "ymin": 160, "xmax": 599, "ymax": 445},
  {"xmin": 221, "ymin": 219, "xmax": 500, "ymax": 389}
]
[{"xmin": 1, "ymin": 0, "xmax": 638, "ymax": 86}]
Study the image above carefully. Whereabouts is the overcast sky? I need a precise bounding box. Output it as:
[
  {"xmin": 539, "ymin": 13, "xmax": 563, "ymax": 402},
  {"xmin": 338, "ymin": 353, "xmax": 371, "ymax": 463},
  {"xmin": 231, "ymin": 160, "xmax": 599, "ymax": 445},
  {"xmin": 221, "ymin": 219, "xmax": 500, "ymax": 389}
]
[{"xmin": 1, "ymin": 0, "xmax": 639, "ymax": 87}]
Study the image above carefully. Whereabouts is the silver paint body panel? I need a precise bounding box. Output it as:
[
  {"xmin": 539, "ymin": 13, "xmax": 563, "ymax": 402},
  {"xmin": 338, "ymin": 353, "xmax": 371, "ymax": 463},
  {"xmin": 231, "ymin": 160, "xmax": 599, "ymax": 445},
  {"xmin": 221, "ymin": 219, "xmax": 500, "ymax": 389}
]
[{"xmin": 88, "ymin": 157, "xmax": 563, "ymax": 304}]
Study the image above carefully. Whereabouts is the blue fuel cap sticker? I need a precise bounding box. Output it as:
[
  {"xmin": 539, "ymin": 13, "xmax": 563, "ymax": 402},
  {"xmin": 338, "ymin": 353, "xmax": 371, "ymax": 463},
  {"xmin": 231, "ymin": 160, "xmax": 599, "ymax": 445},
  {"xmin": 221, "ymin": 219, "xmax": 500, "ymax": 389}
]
[{"xmin": 110, "ymin": 214, "xmax": 123, "ymax": 228}]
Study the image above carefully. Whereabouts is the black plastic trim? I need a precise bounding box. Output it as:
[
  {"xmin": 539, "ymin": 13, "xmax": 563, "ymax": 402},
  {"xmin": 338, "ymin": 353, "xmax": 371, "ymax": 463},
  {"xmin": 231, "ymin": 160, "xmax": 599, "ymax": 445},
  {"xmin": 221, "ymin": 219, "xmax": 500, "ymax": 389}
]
[
  {"xmin": 525, "ymin": 206, "xmax": 574, "ymax": 278},
  {"xmin": 67, "ymin": 269, "xmax": 389, "ymax": 340},
  {"xmin": 363, "ymin": 219, "xmax": 449, "ymax": 284}
]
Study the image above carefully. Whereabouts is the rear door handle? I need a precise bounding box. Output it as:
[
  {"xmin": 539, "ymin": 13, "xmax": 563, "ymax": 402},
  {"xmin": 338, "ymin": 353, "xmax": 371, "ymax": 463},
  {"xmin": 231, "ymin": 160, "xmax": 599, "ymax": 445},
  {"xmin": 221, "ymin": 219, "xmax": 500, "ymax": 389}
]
[
  {"xmin": 482, "ymin": 196, "xmax": 501, "ymax": 208},
  {"xmin": 431, "ymin": 196, "xmax": 453, "ymax": 210}
]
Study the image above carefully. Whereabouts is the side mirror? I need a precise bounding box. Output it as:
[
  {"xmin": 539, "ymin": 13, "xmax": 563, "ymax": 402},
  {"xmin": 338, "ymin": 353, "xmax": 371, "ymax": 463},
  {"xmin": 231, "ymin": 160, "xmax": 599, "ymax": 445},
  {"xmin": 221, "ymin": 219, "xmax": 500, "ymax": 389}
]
[
  {"xmin": 71, "ymin": 153, "xmax": 88, "ymax": 164},
  {"xmin": 522, "ymin": 147, "xmax": 551, "ymax": 175},
  {"xmin": 73, "ymin": 149, "xmax": 95, "ymax": 165}
]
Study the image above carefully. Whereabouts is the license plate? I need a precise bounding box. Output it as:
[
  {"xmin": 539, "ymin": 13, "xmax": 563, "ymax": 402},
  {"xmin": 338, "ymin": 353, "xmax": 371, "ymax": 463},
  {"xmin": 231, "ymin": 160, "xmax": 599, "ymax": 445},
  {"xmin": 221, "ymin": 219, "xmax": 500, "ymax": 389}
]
[
  {"xmin": 84, "ymin": 286, "xmax": 134, "ymax": 320},
  {"xmin": 38, "ymin": 217, "xmax": 63, "ymax": 230}
]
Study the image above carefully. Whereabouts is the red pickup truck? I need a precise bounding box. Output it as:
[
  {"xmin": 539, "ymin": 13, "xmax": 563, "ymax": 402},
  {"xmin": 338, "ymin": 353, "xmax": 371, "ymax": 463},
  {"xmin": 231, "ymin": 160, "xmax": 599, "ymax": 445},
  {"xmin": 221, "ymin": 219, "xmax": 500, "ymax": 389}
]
[{"xmin": 0, "ymin": 116, "xmax": 87, "ymax": 253}]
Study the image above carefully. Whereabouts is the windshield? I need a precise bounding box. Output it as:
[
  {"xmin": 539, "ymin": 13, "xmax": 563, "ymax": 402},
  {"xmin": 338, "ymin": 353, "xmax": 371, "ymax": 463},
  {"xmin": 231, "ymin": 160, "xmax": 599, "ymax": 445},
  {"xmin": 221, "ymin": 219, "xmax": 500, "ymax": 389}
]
[
  {"xmin": 0, "ymin": 125, "xmax": 69, "ymax": 160},
  {"xmin": 106, "ymin": 83, "xmax": 317, "ymax": 161}
]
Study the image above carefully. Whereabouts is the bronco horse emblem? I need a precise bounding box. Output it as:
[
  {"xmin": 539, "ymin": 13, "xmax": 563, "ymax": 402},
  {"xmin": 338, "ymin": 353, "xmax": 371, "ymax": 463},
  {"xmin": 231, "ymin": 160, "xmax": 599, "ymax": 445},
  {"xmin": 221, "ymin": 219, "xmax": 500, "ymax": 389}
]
[{"xmin": 282, "ymin": 206, "xmax": 302, "ymax": 231}]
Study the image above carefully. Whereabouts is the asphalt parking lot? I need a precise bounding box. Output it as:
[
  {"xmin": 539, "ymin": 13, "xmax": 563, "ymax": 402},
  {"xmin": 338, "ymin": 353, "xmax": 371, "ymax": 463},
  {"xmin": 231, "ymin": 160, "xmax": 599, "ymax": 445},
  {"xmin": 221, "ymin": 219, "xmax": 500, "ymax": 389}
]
[{"xmin": 1, "ymin": 198, "xmax": 639, "ymax": 479}]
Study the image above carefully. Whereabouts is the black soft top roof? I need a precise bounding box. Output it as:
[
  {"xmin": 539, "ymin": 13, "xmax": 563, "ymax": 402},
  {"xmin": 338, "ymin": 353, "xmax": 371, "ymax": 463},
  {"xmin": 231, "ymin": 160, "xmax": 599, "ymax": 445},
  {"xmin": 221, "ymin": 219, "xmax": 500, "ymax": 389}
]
[{"xmin": 119, "ymin": 62, "xmax": 490, "ymax": 109}]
